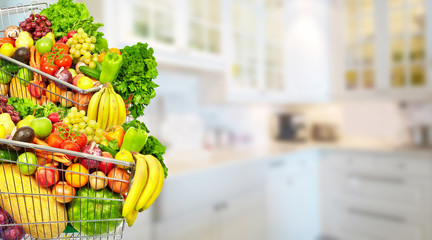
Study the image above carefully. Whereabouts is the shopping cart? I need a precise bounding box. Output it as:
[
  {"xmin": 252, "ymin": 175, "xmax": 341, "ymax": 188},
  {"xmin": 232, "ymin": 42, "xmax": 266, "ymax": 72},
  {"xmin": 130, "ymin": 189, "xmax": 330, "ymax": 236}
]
[{"xmin": 0, "ymin": 3, "xmax": 134, "ymax": 239}]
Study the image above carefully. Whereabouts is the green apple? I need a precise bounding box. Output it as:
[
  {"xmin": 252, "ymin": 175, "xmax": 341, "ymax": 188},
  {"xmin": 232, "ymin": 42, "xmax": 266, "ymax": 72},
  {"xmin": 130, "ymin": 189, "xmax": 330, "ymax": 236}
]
[
  {"xmin": 30, "ymin": 117, "xmax": 52, "ymax": 139},
  {"xmin": 17, "ymin": 115, "xmax": 35, "ymax": 129},
  {"xmin": 18, "ymin": 152, "xmax": 37, "ymax": 175},
  {"xmin": 35, "ymin": 37, "xmax": 53, "ymax": 55}
]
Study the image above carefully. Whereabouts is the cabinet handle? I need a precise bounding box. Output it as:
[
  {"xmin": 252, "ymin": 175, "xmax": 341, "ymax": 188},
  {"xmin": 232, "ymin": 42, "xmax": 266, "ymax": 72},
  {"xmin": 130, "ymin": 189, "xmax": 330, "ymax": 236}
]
[
  {"xmin": 269, "ymin": 159, "xmax": 285, "ymax": 168},
  {"xmin": 348, "ymin": 207, "xmax": 405, "ymax": 223},
  {"xmin": 348, "ymin": 172, "xmax": 404, "ymax": 185}
]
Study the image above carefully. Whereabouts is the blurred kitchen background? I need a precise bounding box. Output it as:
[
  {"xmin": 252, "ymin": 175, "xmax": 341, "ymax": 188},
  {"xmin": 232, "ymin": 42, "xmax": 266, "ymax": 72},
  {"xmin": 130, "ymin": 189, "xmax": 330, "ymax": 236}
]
[{"xmin": 4, "ymin": 0, "xmax": 432, "ymax": 239}]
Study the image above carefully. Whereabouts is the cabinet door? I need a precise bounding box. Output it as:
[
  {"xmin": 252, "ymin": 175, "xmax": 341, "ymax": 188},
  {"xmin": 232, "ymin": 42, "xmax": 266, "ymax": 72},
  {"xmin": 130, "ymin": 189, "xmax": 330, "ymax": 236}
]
[
  {"xmin": 219, "ymin": 190, "xmax": 266, "ymax": 240},
  {"xmin": 154, "ymin": 207, "xmax": 218, "ymax": 240}
]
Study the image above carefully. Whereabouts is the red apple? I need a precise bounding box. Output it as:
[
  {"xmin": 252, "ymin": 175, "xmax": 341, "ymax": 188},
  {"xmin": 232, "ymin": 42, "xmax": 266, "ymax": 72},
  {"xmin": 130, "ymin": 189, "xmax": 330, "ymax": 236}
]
[
  {"xmin": 98, "ymin": 152, "xmax": 115, "ymax": 175},
  {"xmin": 28, "ymin": 80, "xmax": 46, "ymax": 99},
  {"xmin": 35, "ymin": 164, "xmax": 59, "ymax": 188}
]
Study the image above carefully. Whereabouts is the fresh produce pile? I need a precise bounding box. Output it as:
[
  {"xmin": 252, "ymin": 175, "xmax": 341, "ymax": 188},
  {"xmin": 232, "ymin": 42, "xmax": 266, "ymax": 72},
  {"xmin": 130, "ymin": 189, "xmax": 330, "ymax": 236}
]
[{"xmin": 0, "ymin": 0, "xmax": 167, "ymax": 239}]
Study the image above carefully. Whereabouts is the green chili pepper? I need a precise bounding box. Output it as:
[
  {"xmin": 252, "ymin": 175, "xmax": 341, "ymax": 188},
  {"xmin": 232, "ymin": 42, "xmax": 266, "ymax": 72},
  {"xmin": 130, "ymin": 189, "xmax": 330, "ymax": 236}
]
[
  {"xmin": 121, "ymin": 126, "xmax": 148, "ymax": 153},
  {"xmin": 99, "ymin": 52, "xmax": 123, "ymax": 84}
]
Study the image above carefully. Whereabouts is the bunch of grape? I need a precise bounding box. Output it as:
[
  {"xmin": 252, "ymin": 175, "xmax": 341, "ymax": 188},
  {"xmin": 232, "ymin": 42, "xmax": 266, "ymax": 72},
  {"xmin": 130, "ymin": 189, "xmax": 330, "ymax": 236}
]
[
  {"xmin": 66, "ymin": 28, "xmax": 99, "ymax": 68},
  {"xmin": 62, "ymin": 107, "xmax": 107, "ymax": 144},
  {"xmin": 19, "ymin": 13, "xmax": 52, "ymax": 39},
  {"xmin": 0, "ymin": 97, "xmax": 20, "ymax": 123}
]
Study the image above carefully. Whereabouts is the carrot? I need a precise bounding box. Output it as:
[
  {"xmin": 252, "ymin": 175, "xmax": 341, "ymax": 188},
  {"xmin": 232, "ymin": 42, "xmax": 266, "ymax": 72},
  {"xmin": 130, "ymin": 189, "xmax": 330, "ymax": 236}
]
[
  {"xmin": 35, "ymin": 50, "xmax": 41, "ymax": 69},
  {"xmin": 33, "ymin": 137, "xmax": 49, "ymax": 146},
  {"xmin": 29, "ymin": 46, "xmax": 36, "ymax": 68}
]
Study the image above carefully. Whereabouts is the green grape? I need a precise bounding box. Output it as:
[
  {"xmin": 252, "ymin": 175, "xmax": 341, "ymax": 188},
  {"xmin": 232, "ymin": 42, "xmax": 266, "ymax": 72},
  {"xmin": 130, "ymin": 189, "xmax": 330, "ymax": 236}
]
[
  {"xmin": 75, "ymin": 44, "xmax": 82, "ymax": 50},
  {"xmin": 79, "ymin": 110, "xmax": 86, "ymax": 117},
  {"xmin": 90, "ymin": 36, "xmax": 97, "ymax": 43},
  {"xmin": 73, "ymin": 33, "xmax": 78, "ymax": 39},
  {"xmin": 93, "ymin": 136, "xmax": 102, "ymax": 144},
  {"xmin": 87, "ymin": 135, "xmax": 93, "ymax": 143},
  {"xmin": 84, "ymin": 58, "xmax": 91, "ymax": 65},
  {"xmin": 78, "ymin": 38, "xmax": 85, "ymax": 44},
  {"xmin": 100, "ymin": 139, "xmax": 108, "ymax": 146},
  {"xmin": 80, "ymin": 49, "xmax": 87, "ymax": 55},
  {"xmin": 89, "ymin": 61, "xmax": 96, "ymax": 69},
  {"xmin": 77, "ymin": 28, "xmax": 84, "ymax": 34},
  {"xmin": 85, "ymin": 126, "xmax": 93, "ymax": 135},
  {"xmin": 79, "ymin": 56, "xmax": 85, "ymax": 62},
  {"xmin": 63, "ymin": 118, "xmax": 70, "ymax": 125},
  {"xmin": 72, "ymin": 126, "xmax": 79, "ymax": 132},
  {"xmin": 95, "ymin": 128, "xmax": 104, "ymax": 137},
  {"xmin": 88, "ymin": 120, "xmax": 97, "ymax": 128},
  {"xmin": 89, "ymin": 44, "xmax": 95, "ymax": 51},
  {"xmin": 71, "ymin": 107, "xmax": 78, "ymax": 113},
  {"xmin": 74, "ymin": 51, "xmax": 81, "ymax": 58},
  {"xmin": 67, "ymin": 112, "xmax": 75, "ymax": 119},
  {"xmin": 70, "ymin": 48, "xmax": 76, "ymax": 54},
  {"xmin": 67, "ymin": 38, "xmax": 73, "ymax": 45},
  {"xmin": 82, "ymin": 33, "xmax": 88, "ymax": 38},
  {"xmin": 82, "ymin": 43, "xmax": 89, "ymax": 50},
  {"xmin": 72, "ymin": 39, "xmax": 78, "ymax": 45},
  {"xmin": 82, "ymin": 116, "xmax": 89, "ymax": 123},
  {"xmin": 85, "ymin": 38, "xmax": 92, "ymax": 44},
  {"xmin": 79, "ymin": 122, "xmax": 87, "ymax": 129},
  {"xmin": 84, "ymin": 52, "xmax": 91, "ymax": 59},
  {"xmin": 92, "ymin": 55, "xmax": 99, "ymax": 62}
]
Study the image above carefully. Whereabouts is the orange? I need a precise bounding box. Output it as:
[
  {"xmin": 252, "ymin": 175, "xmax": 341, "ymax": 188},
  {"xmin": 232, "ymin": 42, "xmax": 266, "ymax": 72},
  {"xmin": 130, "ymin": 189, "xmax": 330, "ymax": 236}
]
[
  {"xmin": 46, "ymin": 82, "xmax": 66, "ymax": 103},
  {"xmin": 65, "ymin": 163, "xmax": 89, "ymax": 188}
]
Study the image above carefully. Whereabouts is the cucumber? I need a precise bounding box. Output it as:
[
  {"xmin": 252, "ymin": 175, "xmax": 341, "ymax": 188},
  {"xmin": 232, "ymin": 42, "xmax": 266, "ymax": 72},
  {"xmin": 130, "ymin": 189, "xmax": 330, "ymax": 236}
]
[
  {"xmin": 79, "ymin": 66, "xmax": 100, "ymax": 80},
  {"xmin": 95, "ymin": 61, "xmax": 103, "ymax": 72}
]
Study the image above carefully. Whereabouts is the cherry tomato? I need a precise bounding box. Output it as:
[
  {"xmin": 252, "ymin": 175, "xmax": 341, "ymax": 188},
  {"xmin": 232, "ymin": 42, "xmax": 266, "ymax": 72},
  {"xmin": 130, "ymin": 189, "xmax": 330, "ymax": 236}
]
[
  {"xmin": 61, "ymin": 140, "xmax": 80, "ymax": 160},
  {"xmin": 46, "ymin": 132, "xmax": 64, "ymax": 148},
  {"xmin": 41, "ymin": 63, "xmax": 59, "ymax": 76},
  {"xmin": 52, "ymin": 43, "xmax": 69, "ymax": 54},
  {"xmin": 54, "ymin": 54, "xmax": 72, "ymax": 69},
  {"xmin": 52, "ymin": 122, "xmax": 69, "ymax": 133},
  {"xmin": 72, "ymin": 133, "xmax": 87, "ymax": 150}
]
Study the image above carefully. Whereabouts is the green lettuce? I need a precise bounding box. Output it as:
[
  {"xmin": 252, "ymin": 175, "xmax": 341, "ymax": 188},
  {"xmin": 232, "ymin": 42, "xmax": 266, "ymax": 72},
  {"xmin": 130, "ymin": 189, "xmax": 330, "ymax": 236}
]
[{"xmin": 114, "ymin": 42, "xmax": 158, "ymax": 119}]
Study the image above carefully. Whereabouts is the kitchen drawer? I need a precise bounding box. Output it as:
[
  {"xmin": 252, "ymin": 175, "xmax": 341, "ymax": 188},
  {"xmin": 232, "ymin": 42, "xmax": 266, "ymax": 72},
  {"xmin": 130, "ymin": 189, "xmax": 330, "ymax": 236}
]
[
  {"xmin": 154, "ymin": 160, "xmax": 265, "ymax": 221},
  {"xmin": 332, "ymin": 200, "xmax": 431, "ymax": 240},
  {"xmin": 373, "ymin": 157, "xmax": 432, "ymax": 177},
  {"xmin": 336, "ymin": 171, "xmax": 432, "ymax": 207},
  {"xmin": 325, "ymin": 152, "xmax": 375, "ymax": 172}
]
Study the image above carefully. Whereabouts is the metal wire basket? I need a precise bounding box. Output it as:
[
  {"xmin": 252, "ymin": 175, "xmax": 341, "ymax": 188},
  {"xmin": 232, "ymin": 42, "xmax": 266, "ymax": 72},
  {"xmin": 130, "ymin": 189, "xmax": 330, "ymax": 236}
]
[{"xmin": 0, "ymin": 3, "xmax": 134, "ymax": 240}]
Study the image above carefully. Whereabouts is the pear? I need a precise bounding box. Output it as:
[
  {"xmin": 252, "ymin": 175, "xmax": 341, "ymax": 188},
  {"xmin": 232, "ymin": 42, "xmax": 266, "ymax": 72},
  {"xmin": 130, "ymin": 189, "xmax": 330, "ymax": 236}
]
[
  {"xmin": 17, "ymin": 115, "xmax": 35, "ymax": 129},
  {"xmin": 15, "ymin": 31, "xmax": 34, "ymax": 49},
  {"xmin": 0, "ymin": 113, "xmax": 15, "ymax": 135},
  {"xmin": 42, "ymin": 32, "xmax": 55, "ymax": 45}
]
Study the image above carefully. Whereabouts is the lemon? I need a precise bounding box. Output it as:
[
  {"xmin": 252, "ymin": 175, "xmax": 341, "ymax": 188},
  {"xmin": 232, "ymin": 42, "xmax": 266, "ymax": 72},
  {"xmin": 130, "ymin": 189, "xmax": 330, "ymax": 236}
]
[
  {"xmin": 115, "ymin": 150, "xmax": 134, "ymax": 169},
  {"xmin": 0, "ymin": 43, "xmax": 16, "ymax": 57}
]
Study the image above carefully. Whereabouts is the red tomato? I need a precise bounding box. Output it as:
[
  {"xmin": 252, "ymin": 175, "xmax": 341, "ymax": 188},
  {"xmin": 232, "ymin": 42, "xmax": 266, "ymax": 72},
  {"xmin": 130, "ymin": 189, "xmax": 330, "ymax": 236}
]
[
  {"xmin": 54, "ymin": 54, "xmax": 72, "ymax": 69},
  {"xmin": 52, "ymin": 43, "xmax": 69, "ymax": 54},
  {"xmin": 72, "ymin": 133, "xmax": 87, "ymax": 150},
  {"xmin": 52, "ymin": 122, "xmax": 69, "ymax": 133},
  {"xmin": 41, "ymin": 63, "xmax": 59, "ymax": 76},
  {"xmin": 61, "ymin": 140, "xmax": 80, "ymax": 160},
  {"xmin": 46, "ymin": 132, "xmax": 64, "ymax": 148}
]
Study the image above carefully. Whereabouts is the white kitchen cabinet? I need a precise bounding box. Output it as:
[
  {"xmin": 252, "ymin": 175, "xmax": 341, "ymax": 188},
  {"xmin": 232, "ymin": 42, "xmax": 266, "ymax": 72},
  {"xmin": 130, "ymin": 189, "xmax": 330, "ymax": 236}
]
[
  {"xmin": 321, "ymin": 150, "xmax": 432, "ymax": 240},
  {"xmin": 266, "ymin": 150, "xmax": 321, "ymax": 240},
  {"xmin": 153, "ymin": 159, "xmax": 266, "ymax": 240},
  {"xmin": 334, "ymin": 0, "xmax": 432, "ymax": 101}
]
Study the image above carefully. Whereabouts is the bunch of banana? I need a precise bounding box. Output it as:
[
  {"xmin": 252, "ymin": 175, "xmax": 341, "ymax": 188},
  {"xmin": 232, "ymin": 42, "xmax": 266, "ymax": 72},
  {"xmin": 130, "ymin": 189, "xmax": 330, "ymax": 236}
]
[
  {"xmin": 123, "ymin": 153, "xmax": 165, "ymax": 227},
  {"xmin": 87, "ymin": 83, "xmax": 126, "ymax": 130}
]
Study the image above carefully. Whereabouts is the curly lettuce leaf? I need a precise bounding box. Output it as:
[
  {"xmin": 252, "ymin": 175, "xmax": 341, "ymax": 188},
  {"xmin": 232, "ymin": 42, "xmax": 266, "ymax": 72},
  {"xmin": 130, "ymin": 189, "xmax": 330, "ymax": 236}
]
[{"xmin": 114, "ymin": 42, "xmax": 158, "ymax": 119}]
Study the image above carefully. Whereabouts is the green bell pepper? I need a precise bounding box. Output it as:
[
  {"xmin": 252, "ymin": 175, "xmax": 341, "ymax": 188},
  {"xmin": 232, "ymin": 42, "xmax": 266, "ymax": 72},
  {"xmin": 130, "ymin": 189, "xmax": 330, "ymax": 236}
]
[
  {"xmin": 100, "ymin": 52, "xmax": 123, "ymax": 84},
  {"xmin": 121, "ymin": 126, "xmax": 148, "ymax": 153}
]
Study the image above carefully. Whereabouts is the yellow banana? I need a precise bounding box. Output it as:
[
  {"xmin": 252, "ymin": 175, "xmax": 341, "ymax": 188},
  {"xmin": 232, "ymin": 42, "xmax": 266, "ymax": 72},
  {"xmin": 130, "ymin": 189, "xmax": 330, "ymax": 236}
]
[
  {"xmin": 140, "ymin": 160, "xmax": 164, "ymax": 212},
  {"xmin": 125, "ymin": 209, "xmax": 139, "ymax": 227},
  {"xmin": 122, "ymin": 154, "xmax": 148, "ymax": 217},
  {"xmin": 87, "ymin": 88, "xmax": 105, "ymax": 121},
  {"xmin": 97, "ymin": 89, "xmax": 110, "ymax": 130},
  {"xmin": 115, "ymin": 92, "xmax": 126, "ymax": 125},
  {"xmin": 106, "ymin": 88, "xmax": 118, "ymax": 128},
  {"xmin": 135, "ymin": 155, "xmax": 161, "ymax": 211}
]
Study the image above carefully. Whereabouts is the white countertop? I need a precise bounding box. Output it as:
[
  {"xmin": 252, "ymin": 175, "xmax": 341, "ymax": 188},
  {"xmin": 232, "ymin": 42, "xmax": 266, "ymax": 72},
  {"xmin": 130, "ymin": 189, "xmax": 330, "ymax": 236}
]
[{"xmin": 164, "ymin": 141, "xmax": 432, "ymax": 178}]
